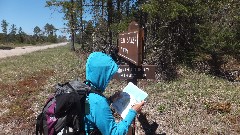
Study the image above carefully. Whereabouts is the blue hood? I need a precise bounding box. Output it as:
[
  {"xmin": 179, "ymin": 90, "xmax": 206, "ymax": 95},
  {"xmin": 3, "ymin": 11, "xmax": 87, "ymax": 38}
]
[{"xmin": 86, "ymin": 52, "xmax": 118, "ymax": 92}]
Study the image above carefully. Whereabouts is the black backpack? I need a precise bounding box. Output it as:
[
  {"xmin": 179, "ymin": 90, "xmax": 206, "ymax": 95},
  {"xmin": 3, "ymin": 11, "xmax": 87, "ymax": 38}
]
[{"xmin": 36, "ymin": 80, "xmax": 103, "ymax": 135}]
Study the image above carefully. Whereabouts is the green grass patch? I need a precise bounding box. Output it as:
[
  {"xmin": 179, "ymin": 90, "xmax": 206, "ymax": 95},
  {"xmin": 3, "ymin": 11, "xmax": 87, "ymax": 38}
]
[
  {"xmin": 0, "ymin": 46, "xmax": 239, "ymax": 134},
  {"xmin": 0, "ymin": 45, "xmax": 84, "ymax": 83},
  {"xmin": 157, "ymin": 104, "xmax": 166, "ymax": 113}
]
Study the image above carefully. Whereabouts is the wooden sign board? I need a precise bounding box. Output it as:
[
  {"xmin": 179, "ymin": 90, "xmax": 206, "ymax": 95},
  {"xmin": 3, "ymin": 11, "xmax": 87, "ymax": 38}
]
[
  {"xmin": 113, "ymin": 65, "xmax": 157, "ymax": 80},
  {"xmin": 118, "ymin": 21, "xmax": 144, "ymax": 66},
  {"xmin": 116, "ymin": 21, "xmax": 156, "ymax": 135}
]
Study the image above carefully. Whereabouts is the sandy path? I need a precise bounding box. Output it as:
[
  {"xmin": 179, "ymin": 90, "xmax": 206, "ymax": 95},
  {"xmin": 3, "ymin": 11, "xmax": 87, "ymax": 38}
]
[{"xmin": 0, "ymin": 42, "xmax": 68, "ymax": 59}]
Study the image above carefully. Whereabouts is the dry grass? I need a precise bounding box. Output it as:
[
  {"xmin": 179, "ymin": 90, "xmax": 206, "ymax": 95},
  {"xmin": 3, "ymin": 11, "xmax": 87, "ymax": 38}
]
[
  {"xmin": 0, "ymin": 45, "xmax": 239, "ymax": 135},
  {"xmin": 131, "ymin": 67, "xmax": 240, "ymax": 135},
  {"xmin": 0, "ymin": 45, "xmax": 84, "ymax": 134}
]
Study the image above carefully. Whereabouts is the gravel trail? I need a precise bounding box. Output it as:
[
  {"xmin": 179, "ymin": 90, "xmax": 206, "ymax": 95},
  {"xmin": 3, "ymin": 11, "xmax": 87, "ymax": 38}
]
[{"xmin": 0, "ymin": 42, "xmax": 68, "ymax": 59}]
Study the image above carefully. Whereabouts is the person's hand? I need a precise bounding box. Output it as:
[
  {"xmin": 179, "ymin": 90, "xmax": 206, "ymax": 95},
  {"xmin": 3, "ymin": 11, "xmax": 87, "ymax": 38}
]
[
  {"xmin": 109, "ymin": 91, "xmax": 122, "ymax": 103},
  {"xmin": 132, "ymin": 101, "xmax": 145, "ymax": 113}
]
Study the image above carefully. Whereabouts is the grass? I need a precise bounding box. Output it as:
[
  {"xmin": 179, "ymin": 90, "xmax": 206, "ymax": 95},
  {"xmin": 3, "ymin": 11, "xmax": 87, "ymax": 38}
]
[
  {"xmin": 139, "ymin": 67, "xmax": 240, "ymax": 134},
  {"xmin": 0, "ymin": 45, "xmax": 239, "ymax": 134}
]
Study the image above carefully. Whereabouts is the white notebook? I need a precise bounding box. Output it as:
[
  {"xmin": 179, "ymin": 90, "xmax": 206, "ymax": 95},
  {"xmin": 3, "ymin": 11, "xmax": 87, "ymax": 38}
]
[{"xmin": 112, "ymin": 82, "xmax": 148, "ymax": 119}]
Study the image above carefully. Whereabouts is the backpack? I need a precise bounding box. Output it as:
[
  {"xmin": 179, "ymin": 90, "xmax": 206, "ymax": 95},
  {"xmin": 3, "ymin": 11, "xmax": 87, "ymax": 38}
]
[{"xmin": 36, "ymin": 80, "xmax": 103, "ymax": 135}]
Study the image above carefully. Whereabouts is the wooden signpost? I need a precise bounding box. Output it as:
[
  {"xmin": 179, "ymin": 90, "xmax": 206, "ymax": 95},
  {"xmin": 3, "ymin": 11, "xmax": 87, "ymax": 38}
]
[
  {"xmin": 115, "ymin": 21, "xmax": 156, "ymax": 80},
  {"xmin": 118, "ymin": 21, "xmax": 144, "ymax": 66},
  {"xmin": 117, "ymin": 65, "xmax": 156, "ymax": 79},
  {"xmin": 114, "ymin": 21, "xmax": 157, "ymax": 135}
]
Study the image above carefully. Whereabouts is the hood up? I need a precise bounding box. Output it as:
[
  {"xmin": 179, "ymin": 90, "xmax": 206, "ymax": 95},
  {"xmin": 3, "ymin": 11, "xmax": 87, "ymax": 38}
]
[{"xmin": 86, "ymin": 52, "xmax": 118, "ymax": 92}]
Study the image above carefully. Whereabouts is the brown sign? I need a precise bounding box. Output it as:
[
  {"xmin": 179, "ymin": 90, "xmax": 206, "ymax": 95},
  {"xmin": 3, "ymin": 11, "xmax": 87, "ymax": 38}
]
[
  {"xmin": 118, "ymin": 21, "xmax": 144, "ymax": 66},
  {"xmin": 113, "ymin": 65, "xmax": 157, "ymax": 80}
]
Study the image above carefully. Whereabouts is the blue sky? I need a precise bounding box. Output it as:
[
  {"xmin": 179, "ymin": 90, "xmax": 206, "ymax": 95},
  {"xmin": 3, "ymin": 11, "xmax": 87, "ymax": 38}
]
[{"xmin": 0, "ymin": 0, "xmax": 69, "ymax": 36}]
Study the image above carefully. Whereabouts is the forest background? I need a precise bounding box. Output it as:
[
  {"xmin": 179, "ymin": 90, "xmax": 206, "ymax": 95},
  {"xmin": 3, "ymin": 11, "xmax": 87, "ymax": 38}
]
[{"xmin": 2, "ymin": 0, "xmax": 239, "ymax": 80}]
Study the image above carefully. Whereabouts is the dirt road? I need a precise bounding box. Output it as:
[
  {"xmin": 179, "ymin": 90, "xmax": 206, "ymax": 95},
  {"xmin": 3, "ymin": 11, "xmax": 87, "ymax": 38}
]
[{"xmin": 0, "ymin": 42, "xmax": 68, "ymax": 59}]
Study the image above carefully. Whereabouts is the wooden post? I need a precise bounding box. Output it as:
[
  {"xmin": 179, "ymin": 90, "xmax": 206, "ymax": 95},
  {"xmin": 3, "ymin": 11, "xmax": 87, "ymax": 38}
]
[{"xmin": 116, "ymin": 21, "xmax": 156, "ymax": 135}]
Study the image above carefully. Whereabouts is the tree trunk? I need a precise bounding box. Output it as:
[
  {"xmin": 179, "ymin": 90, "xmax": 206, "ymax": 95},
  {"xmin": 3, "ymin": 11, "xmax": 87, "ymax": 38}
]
[
  {"xmin": 126, "ymin": 0, "xmax": 130, "ymax": 17},
  {"xmin": 71, "ymin": 30, "xmax": 75, "ymax": 51},
  {"xmin": 107, "ymin": 0, "xmax": 113, "ymax": 47},
  {"xmin": 80, "ymin": 0, "xmax": 83, "ymax": 49},
  {"xmin": 210, "ymin": 52, "xmax": 223, "ymax": 76},
  {"xmin": 117, "ymin": 0, "xmax": 121, "ymax": 22},
  {"xmin": 70, "ymin": 0, "xmax": 75, "ymax": 51},
  {"xmin": 102, "ymin": 0, "xmax": 104, "ymax": 17}
]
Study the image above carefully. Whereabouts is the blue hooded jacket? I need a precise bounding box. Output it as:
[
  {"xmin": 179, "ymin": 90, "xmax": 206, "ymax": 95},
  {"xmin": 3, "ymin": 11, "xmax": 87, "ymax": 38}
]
[{"xmin": 84, "ymin": 52, "xmax": 137, "ymax": 135}]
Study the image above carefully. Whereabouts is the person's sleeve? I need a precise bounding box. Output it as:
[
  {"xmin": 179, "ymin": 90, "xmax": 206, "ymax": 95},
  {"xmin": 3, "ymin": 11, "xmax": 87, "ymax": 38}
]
[{"xmin": 91, "ymin": 97, "xmax": 137, "ymax": 135}]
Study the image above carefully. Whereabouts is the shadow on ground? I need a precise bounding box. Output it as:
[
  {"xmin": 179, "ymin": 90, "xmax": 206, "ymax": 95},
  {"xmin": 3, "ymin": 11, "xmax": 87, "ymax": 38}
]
[
  {"xmin": 0, "ymin": 46, "xmax": 14, "ymax": 50},
  {"xmin": 138, "ymin": 112, "xmax": 166, "ymax": 135}
]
